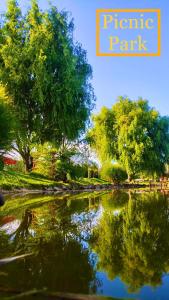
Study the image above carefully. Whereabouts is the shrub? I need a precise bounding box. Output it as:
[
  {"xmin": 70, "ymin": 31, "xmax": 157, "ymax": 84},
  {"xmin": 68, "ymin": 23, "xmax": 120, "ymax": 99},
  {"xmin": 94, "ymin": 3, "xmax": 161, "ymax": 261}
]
[
  {"xmin": 32, "ymin": 144, "xmax": 55, "ymax": 179},
  {"xmin": 71, "ymin": 164, "xmax": 88, "ymax": 179},
  {"xmin": 33, "ymin": 154, "xmax": 52, "ymax": 178},
  {"xmin": 55, "ymin": 159, "xmax": 70, "ymax": 181},
  {"xmin": 55, "ymin": 160, "xmax": 88, "ymax": 181},
  {"xmin": 101, "ymin": 163, "xmax": 127, "ymax": 184}
]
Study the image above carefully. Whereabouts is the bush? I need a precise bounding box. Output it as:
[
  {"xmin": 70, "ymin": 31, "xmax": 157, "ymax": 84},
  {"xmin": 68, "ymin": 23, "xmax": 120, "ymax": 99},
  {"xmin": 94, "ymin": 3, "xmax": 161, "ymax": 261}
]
[
  {"xmin": 71, "ymin": 164, "xmax": 88, "ymax": 179},
  {"xmin": 55, "ymin": 159, "xmax": 70, "ymax": 181},
  {"xmin": 33, "ymin": 155, "xmax": 52, "ymax": 178},
  {"xmin": 55, "ymin": 160, "xmax": 88, "ymax": 181},
  {"xmin": 101, "ymin": 163, "xmax": 127, "ymax": 184},
  {"xmin": 32, "ymin": 144, "xmax": 55, "ymax": 179}
]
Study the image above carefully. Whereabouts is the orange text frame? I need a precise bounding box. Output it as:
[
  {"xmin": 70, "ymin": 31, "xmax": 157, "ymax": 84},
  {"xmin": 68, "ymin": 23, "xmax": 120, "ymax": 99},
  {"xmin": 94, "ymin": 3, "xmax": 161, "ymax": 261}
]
[{"xmin": 96, "ymin": 9, "xmax": 161, "ymax": 57}]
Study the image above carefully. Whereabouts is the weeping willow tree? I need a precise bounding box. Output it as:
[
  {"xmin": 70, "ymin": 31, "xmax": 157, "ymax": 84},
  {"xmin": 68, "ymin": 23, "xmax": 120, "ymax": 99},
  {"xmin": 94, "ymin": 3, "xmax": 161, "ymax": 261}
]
[
  {"xmin": 0, "ymin": 0, "xmax": 95, "ymax": 171},
  {"xmin": 89, "ymin": 98, "xmax": 169, "ymax": 180}
]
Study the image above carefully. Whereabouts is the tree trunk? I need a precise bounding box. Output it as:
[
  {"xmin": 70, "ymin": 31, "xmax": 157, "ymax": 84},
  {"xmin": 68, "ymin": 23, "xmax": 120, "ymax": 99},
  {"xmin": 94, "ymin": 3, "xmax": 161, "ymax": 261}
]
[
  {"xmin": 19, "ymin": 148, "xmax": 33, "ymax": 173},
  {"xmin": 128, "ymin": 174, "xmax": 132, "ymax": 182},
  {"xmin": 15, "ymin": 140, "xmax": 34, "ymax": 173},
  {"xmin": 24, "ymin": 153, "xmax": 34, "ymax": 172}
]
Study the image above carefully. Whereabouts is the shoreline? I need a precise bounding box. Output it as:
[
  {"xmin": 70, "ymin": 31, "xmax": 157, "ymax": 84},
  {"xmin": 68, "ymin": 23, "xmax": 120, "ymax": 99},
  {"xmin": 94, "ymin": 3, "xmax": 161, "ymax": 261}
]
[{"xmin": 0, "ymin": 183, "xmax": 149, "ymax": 195}]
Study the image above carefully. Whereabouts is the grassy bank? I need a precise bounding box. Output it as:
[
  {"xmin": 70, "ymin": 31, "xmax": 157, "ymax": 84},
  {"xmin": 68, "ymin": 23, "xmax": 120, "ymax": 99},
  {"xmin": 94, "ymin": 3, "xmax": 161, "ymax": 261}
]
[{"xmin": 0, "ymin": 170, "xmax": 111, "ymax": 192}]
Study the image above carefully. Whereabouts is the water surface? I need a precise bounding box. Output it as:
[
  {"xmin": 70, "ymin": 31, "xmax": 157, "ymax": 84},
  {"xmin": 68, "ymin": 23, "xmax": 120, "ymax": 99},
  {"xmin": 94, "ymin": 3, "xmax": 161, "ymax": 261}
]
[{"xmin": 0, "ymin": 190, "xmax": 169, "ymax": 300}]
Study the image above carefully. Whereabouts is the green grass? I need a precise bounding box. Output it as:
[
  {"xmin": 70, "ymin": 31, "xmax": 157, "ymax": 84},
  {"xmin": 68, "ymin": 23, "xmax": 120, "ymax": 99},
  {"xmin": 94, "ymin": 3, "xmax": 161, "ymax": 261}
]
[
  {"xmin": 0, "ymin": 170, "xmax": 60, "ymax": 190},
  {"xmin": 0, "ymin": 170, "xmax": 110, "ymax": 191}
]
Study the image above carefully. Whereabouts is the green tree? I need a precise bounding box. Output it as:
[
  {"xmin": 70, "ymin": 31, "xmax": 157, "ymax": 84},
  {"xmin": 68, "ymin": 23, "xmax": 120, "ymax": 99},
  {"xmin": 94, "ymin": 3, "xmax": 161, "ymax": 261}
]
[
  {"xmin": 89, "ymin": 97, "xmax": 169, "ymax": 180},
  {"xmin": 0, "ymin": 0, "xmax": 94, "ymax": 172}
]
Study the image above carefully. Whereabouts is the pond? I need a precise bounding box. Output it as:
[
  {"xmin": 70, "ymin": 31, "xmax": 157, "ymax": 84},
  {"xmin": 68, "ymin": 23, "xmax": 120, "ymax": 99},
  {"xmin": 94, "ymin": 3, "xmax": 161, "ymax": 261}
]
[{"xmin": 0, "ymin": 190, "xmax": 169, "ymax": 300}]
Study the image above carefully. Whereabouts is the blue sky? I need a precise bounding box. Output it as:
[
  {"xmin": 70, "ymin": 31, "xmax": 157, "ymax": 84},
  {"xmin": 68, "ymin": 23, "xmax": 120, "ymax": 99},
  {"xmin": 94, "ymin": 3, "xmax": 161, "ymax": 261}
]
[{"xmin": 0, "ymin": 0, "xmax": 169, "ymax": 116}]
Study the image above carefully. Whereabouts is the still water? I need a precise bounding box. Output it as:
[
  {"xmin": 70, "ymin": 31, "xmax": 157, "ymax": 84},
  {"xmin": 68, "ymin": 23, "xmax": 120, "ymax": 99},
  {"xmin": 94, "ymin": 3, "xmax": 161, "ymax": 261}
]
[{"xmin": 1, "ymin": 190, "xmax": 169, "ymax": 300}]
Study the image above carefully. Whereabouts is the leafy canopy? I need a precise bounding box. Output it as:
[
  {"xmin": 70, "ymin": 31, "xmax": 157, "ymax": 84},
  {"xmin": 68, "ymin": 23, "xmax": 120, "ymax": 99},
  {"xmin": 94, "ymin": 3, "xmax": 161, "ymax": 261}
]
[{"xmin": 89, "ymin": 97, "xmax": 169, "ymax": 178}]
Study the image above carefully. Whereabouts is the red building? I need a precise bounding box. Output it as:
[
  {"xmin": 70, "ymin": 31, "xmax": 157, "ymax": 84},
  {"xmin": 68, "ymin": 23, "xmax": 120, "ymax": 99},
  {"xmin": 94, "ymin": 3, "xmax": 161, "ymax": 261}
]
[{"xmin": 3, "ymin": 156, "xmax": 17, "ymax": 166}]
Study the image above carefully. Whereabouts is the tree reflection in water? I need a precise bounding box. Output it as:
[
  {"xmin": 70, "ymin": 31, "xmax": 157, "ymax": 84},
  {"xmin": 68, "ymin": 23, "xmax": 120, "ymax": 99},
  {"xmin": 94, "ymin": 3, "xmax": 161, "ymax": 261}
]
[
  {"xmin": 0, "ymin": 196, "xmax": 101, "ymax": 295},
  {"xmin": 91, "ymin": 191, "xmax": 169, "ymax": 292}
]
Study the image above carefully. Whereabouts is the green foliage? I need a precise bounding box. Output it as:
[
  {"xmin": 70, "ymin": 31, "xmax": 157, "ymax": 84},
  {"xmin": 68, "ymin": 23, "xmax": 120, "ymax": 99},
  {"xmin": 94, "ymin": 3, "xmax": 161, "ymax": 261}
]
[
  {"xmin": 32, "ymin": 143, "xmax": 55, "ymax": 178},
  {"xmin": 55, "ymin": 160, "xmax": 88, "ymax": 181},
  {"xmin": 0, "ymin": 85, "xmax": 14, "ymax": 153},
  {"xmin": 0, "ymin": 157, "xmax": 4, "ymax": 171},
  {"xmin": 100, "ymin": 162, "xmax": 127, "ymax": 184},
  {"xmin": 88, "ymin": 107, "xmax": 116, "ymax": 162},
  {"xmin": 69, "ymin": 163, "xmax": 88, "ymax": 180},
  {"xmin": 0, "ymin": 0, "xmax": 95, "ymax": 171},
  {"xmin": 55, "ymin": 159, "xmax": 70, "ymax": 181},
  {"xmin": 33, "ymin": 144, "xmax": 82, "ymax": 180},
  {"xmin": 90, "ymin": 97, "xmax": 169, "ymax": 179}
]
